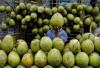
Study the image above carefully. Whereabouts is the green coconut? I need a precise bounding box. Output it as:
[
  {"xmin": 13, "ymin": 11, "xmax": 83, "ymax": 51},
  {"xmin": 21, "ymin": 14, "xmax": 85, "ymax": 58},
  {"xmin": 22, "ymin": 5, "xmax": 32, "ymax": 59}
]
[
  {"xmin": 48, "ymin": 48, "xmax": 62, "ymax": 67},
  {"xmin": 30, "ymin": 5, "xmax": 37, "ymax": 12},
  {"xmin": 1, "ymin": 35, "xmax": 14, "ymax": 53},
  {"xmin": 68, "ymin": 39, "xmax": 80, "ymax": 54},
  {"xmin": 86, "ymin": 66, "xmax": 93, "ymax": 68},
  {"xmin": 52, "ymin": 37, "xmax": 64, "ymax": 52},
  {"xmin": 94, "ymin": 37, "xmax": 100, "ymax": 53},
  {"xmin": 35, "ymin": 50, "xmax": 47, "ymax": 67},
  {"xmin": 84, "ymin": 18, "xmax": 91, "ymax": 26},
  {"xmin": 3, "ymin": 65, "xmax": 13, "ymax": 68},
  {"xmin": 82, "ymin": 33, "xmax": 95, "ymax": 42},
  {"xmin": 16, "ymin": 41, "xmax": 28, "ymax": 56},
  {"xmin": 0, "ymin": 50, "xmax": 7, "ymax": 68},
  {"xmin": 50, "ymin": 13, "xmax": 64, "ymax": 28},
  {"xmin": 43, "ymin": 65, "xmax": 53, "ymax": 68},
  {"xmin": 30, "ymin": 39, "xmax": 40, "ymax": 53},
  {"xmin": 16, "ymin": 65, "xmax": 26, "ymax": 68},
  {"xmin": 19, "ymin": 3, "xmax": 26, "ymax": 10},
  {"xmin": 63, "ymin": 51, "xmax": 75, "ymax": 68},
  {"xmin": 30, "ymin": 65, "xmax": 39, "ymax": 68},
  {"xmin": 81, "ymin": 39, "xmax": 94, "ymax": 55},
  {"xmin": 1, "ymin": 23, "xmax": 7, "ymax": 31},
  {"xmin": 67, "ymin": 14, "xmax": 74, "ymax": 21},
  {"xmin": 8, "ymin": 51, "xmax": 20, "ymax": 67},
  {"xmin": 89, "ymin": 52, "xmax": 100, "ymax": 67},
  {"xmin": 75, "ymin": 52, "xmax": 89, "ymax": 68},
  {"xmin": 40, "ymin": 37, "xmax": 52, "ymax": 52},
  {"xmin": 72, "ymin": 66, "xmax": 80, "ymax": 68},
  {"xmin": 52, "ymin": 7, "xmax": 58, "ymax": 14}
]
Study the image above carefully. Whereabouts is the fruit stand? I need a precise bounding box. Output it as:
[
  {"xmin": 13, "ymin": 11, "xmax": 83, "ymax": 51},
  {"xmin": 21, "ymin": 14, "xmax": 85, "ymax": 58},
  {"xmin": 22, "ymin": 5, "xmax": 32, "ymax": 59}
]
[{"xmin": 0, "ymin": 0, "xmax": 100, "ymax": 68}]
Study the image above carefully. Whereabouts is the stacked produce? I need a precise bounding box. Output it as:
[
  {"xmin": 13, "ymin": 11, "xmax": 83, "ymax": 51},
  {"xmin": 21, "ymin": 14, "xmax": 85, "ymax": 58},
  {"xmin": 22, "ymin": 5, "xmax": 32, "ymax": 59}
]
[
  {"xmin": 0, "ymin": 2, "xmax": 100, "ymax": 39},
  {"xmin": 0, "ymin": 33, "xmax": 100, "ymax": 68}
]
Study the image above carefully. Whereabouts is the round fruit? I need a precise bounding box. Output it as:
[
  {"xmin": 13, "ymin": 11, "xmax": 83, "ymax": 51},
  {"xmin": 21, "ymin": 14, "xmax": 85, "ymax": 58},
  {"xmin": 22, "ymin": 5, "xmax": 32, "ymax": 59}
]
[
  {"xmin": 72, "ymin": 2, "xmax": 78, "ymax": 9},
  {"xmin": 67, "ymin": 14, "xmax": 74, "ymax": 21},
  {"xmin": 74, "ymin": 17, "xmax": 80, "ymax": 24},
  {"xmin": 89, "ymin": 52, "xmax": 100, "ymax": 67},
  {"xmin": 45, "ymin": 8, "xmax": 52, "ymax": 16},
  {"xmin": 32, "ymin": 28, "xmax": 38, "ymax": 34},
  {"xmin": 81, "ymin": 39, "xmax": 94, "ymax": 55},
  {"xmin": 22, "ymin": 10, "xmax": 27, "ymax": 16},
  {"xmin": 91, "ymin": 22, "xmax": 97, "ymax": 30},
  {"xmin": 43, "ymin": 19, "xmax": 49, "ymax": 25},
  {"xmin": 65, "ymin": 27, "xmax": 71, "ymax": 34},
  {"xmin": 30, "ymin": 39, "xmax": 40, "ymax": 53},
  {"xmin": 77, "ymin": 5, "xmax": 83, "ymax": 11},
  {"xmin": 10, "ymin": 11, "xmax": 16, "ymax": 19},
  {"xmin": 73, "ymin": 24, "xmax": 80, "ymax": 31},
  {"xmin": 53, "ymin": 37, "xmax": 64, "ymax": 52},
  {"xmin": 58, "ymin": 6, "xmax": 65, "ymax": 13},
  {"xmin": 58, "ymin": 65, "xmax": 66, "ymax": 68},
  {"xmin": 64, "ymin": 17, "xmax": 68, "ymax": 24},
  {"xmin": 9, "ymin": 19, "xmax": 16, "ymax": 27},
  {"xmin": 72, "ymin": 66, "xmax": 80, "ymax": 68},
  {"xmin": 72, "ymin": 9, "xmax": 77, "ymax": 14},
  {"xmin": 95, "ymin": 16, "xmax": 100, "ymax": 23},
  {"xmin": 66, "ymin": 6, "xmax": 72, "ymax": 12},
  {"xmin": 21, "ymin": 52, "xmax": 34, "ymax": 67},
  {"xmin": 16, "ymin": 65, "xmax": 25, "ymax": 68},
  {"xmin": 19, "ymin": 3, "xmax": 26, "ymax": 10},
  {"xmin": 0, "ymin": 50, "xmax": 7, "ymax": 68},
  {"xmin": 25, "ymin": 15, "xmax": 31, "ymax": 22},
  {"xmin": 92, "ymin": 7, "xmax": 99, "ymax": 16},
  {"xmin": 37, "ymin": 18, "xmax": 43, "ymax": 27},
  {"xmin": 35, "ymin": 34, "xmax": 41, "ymax": 40},
  {"xmin": 48, "ymin": 48, "xmax": 62, "ymax": 67},
  {"xmin": 31, "ymin": 13, "xmax": 37, "ymax": 19},
  {"xmin": 76, "ymin": 34, "xmax": 82, "ymax": 41},
  {"xmin": 82, "ymin": 33, "xmax": 95, "ymax": 42},
  {"xmin": 3, "ymin": 65, "xmax": 13, "ymax": 68},
  {"xmin": 37, "ymin": 6, "xmax": 45, "ymax": 14},
  {"xmin": 79, "ymin": 21, "xmax": 83, "ymax": 27},
  {"xmin": 16, "ymin": 14, "xmax": 22, "ymax": 21},
  {"xmin": 35, "ymin": 50, "xmax": 47, "ymax": 67},
  {"xmin": 86, "ymin": 66, "xmax": 93, "ymax": 68},
  {"xmin": 40, "ymin": 37, "xmax": 52, "ymax": 52},
  {"xmin": 50, "ymin": 13, "xmax": 64, "ymax": 28},
  {"xmin": 52, "ymin": 7, "xmax": 57, "ymax": 14},
  {"xmin": 30, "ymin": 65, "xmax": 38, "ymax": 68},
  {"xmin": 84, "ymin": 18, "xmax": 91, "ymax": 26},
  {"xmin": 30, "ymin": 5, "xmax": 37, "ymax": 12},
  {"xmin": 63, "ymin": 51, "xmax": 75, "ymax": 68},
  {"xmin": 85, "ymin": 6, "xmax": 93, "ymax": 14},
  {"xmin": 94, "ymin": 37, "xmax": 100, "ymax": 53},
  {"xmin": 0, "ymin": 6, "xmax": 6, "ymax": 12},
  {"xmin": 81, "ymin": 4, "xmax": 86, "ymax": 10},
  {"xmin": 21, "ymin": 18, "xmax": 26, "ymax": 25},
  {"xmin": 26, "ymin": 3, "xmax": 32, "ymax": 11},
  {"xmin": 15, "ymin": 6, "xmax": 20, "ymax": 13},
  {"xmin": 6, "ymin": 17, "xmax": 10, "ymax": 24},
  {"xmin": 17, "ymin": 41, "xmax": 28, "ymax": 56},
  {"xmin": 44, "ymin": 65, "xmax": 53, "ymax": 68},
  {"xmin": 75, "ymin": 52, "xmax": 89, "ymax": 68},
  {"xmin": 69, "ymin": 39, "xmax": 80, "ymax": 54},
  {"xmin": 1, "ymin": 35, "xmax": 14, "ymax": 53},
  {"xmin": 1, "ymin": 23, "xmax": 7, "ymax": 31},
  {"xmin": 43, "ymin": 25, "xmax": 49, "ymax": 33},
  {"xmin": 21, "ymin": 25, "xmax": 27, "ymax": 30},
  {"xmin": 8, "ymin": 51, "xmax": 20, "ymax": 67},
  {"xmin": 6, "ymin": 6, "xmax": 12, "ymax": 13}
]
